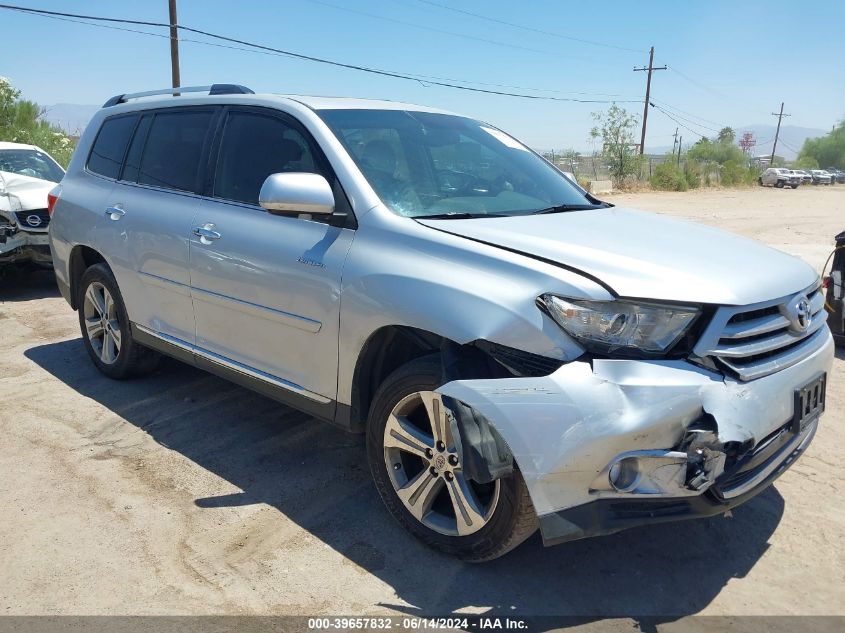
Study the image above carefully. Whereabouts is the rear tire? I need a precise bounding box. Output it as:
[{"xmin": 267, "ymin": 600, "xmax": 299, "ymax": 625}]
[
  {"xmin": 366, "ymin": 355, "xmax": 538, "ymax": 562},
  {"xmin": 776, "ymin": 180, "xmax": 785, "ymax": 188},
  {"xmin": 78, "ymin": 263, "xmax": 160, "ymax": 379}
]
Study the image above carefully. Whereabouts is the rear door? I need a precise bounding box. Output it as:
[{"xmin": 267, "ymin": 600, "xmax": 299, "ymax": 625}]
[
  {"xmin": 188, "ymin": 106, "xmax": 355, "ymax": 406},
  {"xmin": 98, "ymin": 107, "xmax": 219, "ymax": 344}
]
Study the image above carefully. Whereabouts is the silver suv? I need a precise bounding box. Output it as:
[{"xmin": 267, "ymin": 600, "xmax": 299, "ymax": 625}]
[{"xmin": 49, "ymin": 85, "xmax": 833, "ymax": 561}]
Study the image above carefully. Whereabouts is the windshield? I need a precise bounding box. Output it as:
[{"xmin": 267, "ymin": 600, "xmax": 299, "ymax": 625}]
[
  {"xmin": 318, "ymin": 109, "xmax": 598, "ymax": 218},
  {"xmin": 0, "ymin": 148, "xmax": 65, "ymax": 183}
]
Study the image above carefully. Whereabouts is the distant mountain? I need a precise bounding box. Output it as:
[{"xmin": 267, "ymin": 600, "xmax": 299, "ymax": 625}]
[
  {"xmin": 41, "ymin": 104, "xmax": 100, "ymax": 135},
  {"xmin": 731, "ymin": 124, "xmax": 828, "ymax": 160}
]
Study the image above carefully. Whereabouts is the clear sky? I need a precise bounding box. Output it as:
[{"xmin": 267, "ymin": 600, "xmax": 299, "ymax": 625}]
[{"xmin": 4, "ymin": 0, "xmax": 844, "ymax": 150}]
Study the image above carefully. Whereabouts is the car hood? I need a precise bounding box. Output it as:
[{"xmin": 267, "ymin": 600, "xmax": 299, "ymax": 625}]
[
  {"xmin": 0, "ymin": 171, "xmax": 57, "ymax": 212},
  {"xmin": 418, "ymin": 206, "xmax": 818, "ymax": 305}
]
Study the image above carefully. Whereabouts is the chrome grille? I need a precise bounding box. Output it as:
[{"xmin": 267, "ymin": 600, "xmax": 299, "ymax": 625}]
[
  {"xmin": 693, "ymin": 285, "xmax": 828, "ymax": 381},
  {"xmin": 14, "ymin": 208, "xmax": 50, "ymax": 232}
]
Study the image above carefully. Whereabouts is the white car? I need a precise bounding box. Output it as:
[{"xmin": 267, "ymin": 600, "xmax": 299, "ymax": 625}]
[
  {"xmin": 0, "ymin": 141, "xmax": 66, "ymax": 269},
  {"xmin": 758, "ymin": 167, "xmax": 799, "ymax": 188},
  {"xmin": 793, "ymin": 169, "xmax": 813, "ymax": 184}
]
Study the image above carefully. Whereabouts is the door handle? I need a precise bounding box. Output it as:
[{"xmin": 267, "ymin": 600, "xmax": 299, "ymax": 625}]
[
  {"xmin": 192, "ymin": 224, "xmax": 221, "ymax": 243},
  {"xmin": 105, "ymin": 205, "xmax": 125, "ymax": 220}
]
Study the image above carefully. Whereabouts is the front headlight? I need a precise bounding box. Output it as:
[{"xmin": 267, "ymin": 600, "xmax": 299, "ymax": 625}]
[{"xmin": 540, "ymin": 295, "xmax": 701, "ymax": 357}]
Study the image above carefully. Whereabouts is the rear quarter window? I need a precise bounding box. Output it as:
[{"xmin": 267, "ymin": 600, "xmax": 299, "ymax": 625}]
[
  {"xmin": 87, "ymin": 115, "xmax": 138, "ymax": 179},
  {"xmin": 137, "ymin": 110, "xmax": 215, "ymax": 192}
]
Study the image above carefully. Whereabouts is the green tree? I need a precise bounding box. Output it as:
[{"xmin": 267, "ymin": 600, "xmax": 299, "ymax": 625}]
[
  {"xmin": 717, "ymin": 127, "xmax": 736, "ymax": 144},
  {"xmin": 0, "ymin": 77, "xmax": 76, "ymax": 167},
  {"xmin": 590, "ymin": 104, "xmax": 643, "ymax": 184},
  {"xmin": 687, "ymin": 136, "xmax": 746, "ymax": 165},
  {"xmin": 794, "ymin": 155, "xmax": 819, "ymax": 170},
  {"xmin": 0, "ymin": 77, "xmax": 21, "ymax": 132},
  {"xmin": 798, "ymin": 123, "xmax": 845, "ymax": 169}
]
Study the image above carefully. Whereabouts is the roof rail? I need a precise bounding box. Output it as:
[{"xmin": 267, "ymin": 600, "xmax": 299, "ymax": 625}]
[{"xmin": 102, "ymin": 84, "xmax": 254, "ymax": 108}]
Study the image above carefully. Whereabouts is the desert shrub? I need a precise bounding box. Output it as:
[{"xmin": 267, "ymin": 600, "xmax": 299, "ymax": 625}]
[
  {"xmin": 683, "ymin": 159, "xmax": 702, "ymax": 188},
  {"xmin": 650, "ymin": 162, "xmax": 688, "ymax": 191},
  {"xmin": 720, "ymin": 160, "xmax": 747, "ymax": 186}
]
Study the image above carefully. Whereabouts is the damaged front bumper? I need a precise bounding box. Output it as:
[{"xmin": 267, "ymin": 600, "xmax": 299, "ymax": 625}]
[
  {"xmin": 0, "ymin": 228, "xmax": 52, "ymax": 267},
  {"xmin": 436, "ymin": 329, "xmax": 834, "ymax": 545}
]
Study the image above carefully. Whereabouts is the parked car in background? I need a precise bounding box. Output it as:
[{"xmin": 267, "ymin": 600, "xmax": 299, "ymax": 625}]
[
  {"xmin": 792, "ymin": 169, "xmax": 813, "ymax": 185},
  {"xmin": 824, "ymin": 168, "xmax": 845, "ymax": 184},
  {"xmin": 0, "ymin": 141, "xmax": 65, "ymax": 270},
  {"xmin": 758, "ymin": 167, "xmax": 799, "ymax": 188},
  {"xmin": 810, "ymin": 170, "xmax": 832, "ymax": 185},
  {"xmin": 787, "ymin": 170, "xmax": 804, "ymax": 186},
  {"xmin": 825, "ymin": 230, "xmax": 845, "ymax": 346},
  {"xmin": 49, "ymin": 84, "xmax": 833, "ymax": 561}
]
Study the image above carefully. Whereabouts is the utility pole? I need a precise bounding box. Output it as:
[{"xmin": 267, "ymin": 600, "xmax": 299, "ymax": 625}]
[
  {"xmin": 633, "ymin": 46, "xmax": 667, "ymax": 155},
  {"xmin": 168, "ymin": 0, "xmax": 181, "ymax": 90},
  {"xmin": 770, "ymin": 102, "xmax": 790, "ymax": 166},
  {"xmin": 677, "ymin": 136, "xmax": 682, "ymax": 167},
  {"xmin": 671, "ymin": 127, "xmax": 679, "ymax": 155}
]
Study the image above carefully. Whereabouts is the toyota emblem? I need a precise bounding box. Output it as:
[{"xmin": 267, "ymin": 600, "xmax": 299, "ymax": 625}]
[
  {"xmin": 794, "ymin": 298, "xmax": 812, "ymax": 332},
  {"xmin": 25, "ymin": 214, "xmax": 43, "ymax": 227}
]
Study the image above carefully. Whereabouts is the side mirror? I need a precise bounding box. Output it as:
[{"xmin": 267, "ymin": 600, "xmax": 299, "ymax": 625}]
[{"xmin": 259, "ymin": 172, "xmax": 335, "ymax": 216}]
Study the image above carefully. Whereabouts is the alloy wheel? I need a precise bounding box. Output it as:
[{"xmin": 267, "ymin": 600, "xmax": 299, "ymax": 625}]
[
  {"xmin": 383, "ymin": 390, "xmax": 500, "ymax": 536},
  {"xmin": 82, "ymin": 282, "xmax": 122, "ymax": 365}
]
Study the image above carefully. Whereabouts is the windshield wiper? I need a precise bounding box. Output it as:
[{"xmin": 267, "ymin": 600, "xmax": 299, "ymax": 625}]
[
  {"xmin": 413, "ymin": 211, "xmax": 508, "ymax": 220},
  {"xmin": 532, "ymin": 203, "xmax": 609, "ymax": 215}
]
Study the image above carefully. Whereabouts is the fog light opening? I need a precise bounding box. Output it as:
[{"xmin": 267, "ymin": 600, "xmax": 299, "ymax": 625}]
[{"xmin": 608, "ymin": 458, "xmax": 640, "ymax": 492}]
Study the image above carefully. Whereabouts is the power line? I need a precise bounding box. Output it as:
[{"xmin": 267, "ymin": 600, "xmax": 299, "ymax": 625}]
[
  {"xmin": 302, "ymin": 0, "xmax": 585, "ymax": 62},
  {"xmin": 660, "ymin": 64, "xmax": 730, "ymax": 99},
  {"xmin": 649, "ymin": 98, "xmax": 726, "ymax": 129},
  {"xmin": 651, "ymin": 103, "xmax": 723, "ymax": 134},
  {"xmin": 650, "ymin": 103, "xmax": 711, "ymax": 140},
  {"xmin": 0, "ymin": 3, "xmax": 641, "ymax": 104},
  {"xmin": 410, "ymin": 0, "xmax": 646, "ymax": 53},
  {"xmin": 777, "ymin": 138, "xmax": 802, "ymax": 154}
]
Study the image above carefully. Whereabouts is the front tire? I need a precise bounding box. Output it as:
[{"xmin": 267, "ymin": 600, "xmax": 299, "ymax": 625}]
[
  {"xmin": 78, "ymin": 263, "xmax": 159, "ymax": 379},
  {"xmin": 366, "ymin": 355, "xmax": 538, "ymax": 562},
  {"xmin": 776, "ymin": 180, "xmax": 785, "ymax": 188}
]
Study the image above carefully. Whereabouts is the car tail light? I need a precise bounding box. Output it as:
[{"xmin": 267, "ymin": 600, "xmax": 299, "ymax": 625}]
[
  {"xmin": 47, "ymin": 185, "xmax": 62, "ymax": 216},
  {"xmin": 822, "ymin": 276, "xmax": 831, "ymax": 289}
]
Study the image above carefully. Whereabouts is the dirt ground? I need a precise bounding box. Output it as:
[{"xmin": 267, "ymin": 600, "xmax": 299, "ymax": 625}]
[{"xmin": 1, "ymin": 186, "xmax": 843, "ymax": 621}]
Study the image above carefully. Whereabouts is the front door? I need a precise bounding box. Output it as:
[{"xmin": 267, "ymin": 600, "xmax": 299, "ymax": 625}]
[{"xmin": 188, "ymin": 107, "xmax": 355, "ymax": 406}]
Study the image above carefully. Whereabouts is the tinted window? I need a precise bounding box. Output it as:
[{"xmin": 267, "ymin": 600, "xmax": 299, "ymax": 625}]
[
  {"xmin": 120, "ymin": 114, "xmax": 152, "ymax": 183},
  {"xmin": 213, "ymin": 111, "xmax": 320, "ymax": 205},
  {"xmin": 88, "ymin": 115, "xmax": 137, "ymax": 179},
  {"xmin": 138, "ymin": 110, "xmax": 214, "ymax": 192}
]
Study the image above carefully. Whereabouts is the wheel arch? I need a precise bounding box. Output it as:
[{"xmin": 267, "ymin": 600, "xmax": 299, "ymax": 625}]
[
  {"xmin": 349, "ymin": 325, "xmax": 447, "ymax": 432},
  {"xmin": 346, "ymin": 324, "xmax": 567, "ymax": 433},
  {"xmin": 68, "ymin": 244, "xmax": 110, "ymax": 309}
]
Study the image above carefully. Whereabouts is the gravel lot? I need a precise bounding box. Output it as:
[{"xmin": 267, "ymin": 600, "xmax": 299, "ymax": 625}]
[{"xmin": 1, "ymin": 186, "xmax": 843, "ymax": 621}]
